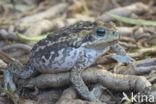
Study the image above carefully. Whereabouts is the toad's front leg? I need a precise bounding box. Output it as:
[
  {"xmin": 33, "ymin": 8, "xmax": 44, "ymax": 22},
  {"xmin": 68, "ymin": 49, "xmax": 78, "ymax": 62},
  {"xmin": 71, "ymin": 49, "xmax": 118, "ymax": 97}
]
[
  {"xmin": 111, "ymin": 44, "xmax": 135, "ymax": 63},
  {"xmin": 70, "ymin": 47, "xmax": 106, "ymax": 101},
  {"xmin": 70, "ymin": 65, "xmax": 97, "ymax": 101}
]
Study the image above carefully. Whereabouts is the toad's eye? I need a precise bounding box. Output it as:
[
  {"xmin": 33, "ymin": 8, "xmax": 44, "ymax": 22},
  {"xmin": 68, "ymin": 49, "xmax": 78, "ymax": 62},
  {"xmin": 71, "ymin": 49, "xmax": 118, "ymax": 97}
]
[{"xmin": 96, "ymin": 28, "xmax": 106, "ymax": 36}]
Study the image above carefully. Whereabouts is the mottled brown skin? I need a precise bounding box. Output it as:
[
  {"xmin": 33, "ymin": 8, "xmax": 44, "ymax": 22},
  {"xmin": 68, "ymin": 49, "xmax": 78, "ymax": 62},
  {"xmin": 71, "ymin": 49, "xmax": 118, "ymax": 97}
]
[{"xmin": 4, "ymin": 21, "xmax": 134, "ymax": 101}]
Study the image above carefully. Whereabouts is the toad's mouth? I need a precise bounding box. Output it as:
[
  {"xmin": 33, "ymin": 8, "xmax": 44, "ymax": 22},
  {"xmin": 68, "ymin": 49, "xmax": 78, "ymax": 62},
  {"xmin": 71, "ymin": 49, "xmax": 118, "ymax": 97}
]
[{"xmin": 85, "ymin": 40, "xmax": 118, "ymax": 48}]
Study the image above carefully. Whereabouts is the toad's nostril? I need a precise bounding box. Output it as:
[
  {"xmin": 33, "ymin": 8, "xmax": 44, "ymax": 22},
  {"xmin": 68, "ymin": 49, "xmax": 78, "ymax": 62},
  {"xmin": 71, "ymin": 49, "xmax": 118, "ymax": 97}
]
[{"xmin": 112, "ymin": 31, "xmax": 116, "ymax": 35}]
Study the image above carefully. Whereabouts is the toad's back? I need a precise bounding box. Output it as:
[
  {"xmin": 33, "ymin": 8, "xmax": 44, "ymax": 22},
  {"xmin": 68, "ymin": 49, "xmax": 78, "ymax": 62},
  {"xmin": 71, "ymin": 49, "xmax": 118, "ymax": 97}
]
[{"xmin": 28, "ymin": 21, "xmax": 96, "ymax": 73}]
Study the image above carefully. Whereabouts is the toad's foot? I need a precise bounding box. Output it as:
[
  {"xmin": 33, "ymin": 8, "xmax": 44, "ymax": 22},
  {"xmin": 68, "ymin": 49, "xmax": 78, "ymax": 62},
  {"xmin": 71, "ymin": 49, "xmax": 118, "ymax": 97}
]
[
  {"xmin": 110, "ymin": 54, "xmax": 135, "ymax": 64},
  {"xmin": 91, "ymin": 84, "xmax": 104, "ymax": 99},
  {"xmin": 3, "ymin": 70, "xmax": 19, "ymax": 104},
  {"xmin": 3, "ymin": 62, "xmax": 23, "ymax": 94},
  {"xmin": 3, "ymin": 63, "xmax": 22, "ymax": 93},
  {"xmin": 3, "ymin": 70, "xmax": 16, "ymax": 95}
]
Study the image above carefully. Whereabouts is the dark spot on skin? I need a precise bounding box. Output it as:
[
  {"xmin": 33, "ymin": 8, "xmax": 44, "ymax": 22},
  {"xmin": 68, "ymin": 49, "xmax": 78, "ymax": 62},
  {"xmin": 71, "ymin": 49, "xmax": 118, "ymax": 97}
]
[
  {"xmin": 82, "ymin": 35, "xmax": 93, "ymax": 43},
  {"xmin": 41, "ymin": 58, "xmax": 45, "ymax": 63},
  {"xmin": 44, "ymin": 53, "xmax": 50, "ymax": 60}
]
